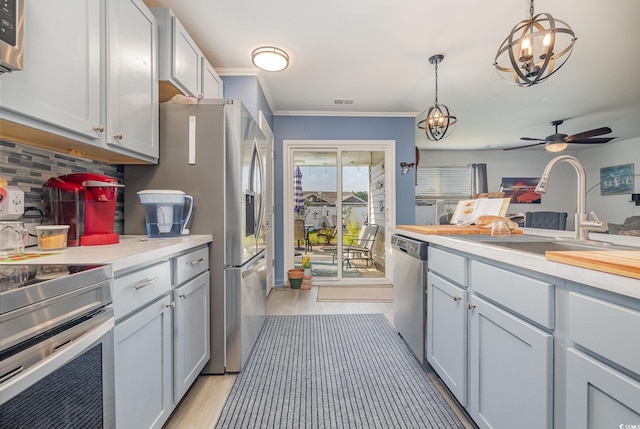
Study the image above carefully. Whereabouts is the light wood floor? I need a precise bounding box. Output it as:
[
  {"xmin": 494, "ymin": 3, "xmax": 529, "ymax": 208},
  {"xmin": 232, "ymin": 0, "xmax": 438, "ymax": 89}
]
[{"xmin": 163, "ymin": 285, "xmax": 472, "ymax": 429}]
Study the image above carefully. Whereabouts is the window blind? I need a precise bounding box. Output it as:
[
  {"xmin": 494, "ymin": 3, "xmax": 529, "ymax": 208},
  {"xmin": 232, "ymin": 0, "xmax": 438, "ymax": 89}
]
[{"xmin": 415, "ymin": 165, "xmax": 472, "ymax": 199}]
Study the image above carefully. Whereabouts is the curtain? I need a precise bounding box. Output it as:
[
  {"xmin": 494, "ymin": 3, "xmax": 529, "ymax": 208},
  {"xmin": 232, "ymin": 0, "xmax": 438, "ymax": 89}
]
[{"xmin": 470, "ymin": 163, "xmax": 488, "ymax": 196}]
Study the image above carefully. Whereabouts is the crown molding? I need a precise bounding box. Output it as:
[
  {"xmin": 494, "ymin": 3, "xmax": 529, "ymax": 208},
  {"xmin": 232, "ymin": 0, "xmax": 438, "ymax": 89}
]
[
  {"xmin": 275, "ymin": 110, "xmax": 419, "ymax": 117},
  {"xmin": 215, "ymin": 69, "xmax": 418, "ymax": 119},
  {"xmin": 216, "ymin": 68, "xmax": 277, "ymax": 116},
  {"xmin": 215, "ymin": 67, "xmax": 258, "ymax": 76}
]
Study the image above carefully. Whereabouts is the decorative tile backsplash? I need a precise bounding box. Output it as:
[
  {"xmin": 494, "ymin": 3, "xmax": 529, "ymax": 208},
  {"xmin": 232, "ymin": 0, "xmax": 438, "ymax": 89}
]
[{"xmin": 0, "ymin": 140, "xmax": 124, "ymax": 233}]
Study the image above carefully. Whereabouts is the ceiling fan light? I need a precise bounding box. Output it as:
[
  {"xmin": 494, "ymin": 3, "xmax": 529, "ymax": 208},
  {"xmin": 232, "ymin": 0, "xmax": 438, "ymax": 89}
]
[
  {"xmin": 252, "ymin": 46, "xmax": 289, "ymax": 72},
  {"xmin": 545, "ymin": 142, "xmax": 568, "ymax": 152}
]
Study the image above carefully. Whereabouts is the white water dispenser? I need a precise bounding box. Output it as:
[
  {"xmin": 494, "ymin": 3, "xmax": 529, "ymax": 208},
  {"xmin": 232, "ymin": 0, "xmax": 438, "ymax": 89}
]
[{"xmin": 137, "ymin": 190, "xmax": 193, "ymax": 238}]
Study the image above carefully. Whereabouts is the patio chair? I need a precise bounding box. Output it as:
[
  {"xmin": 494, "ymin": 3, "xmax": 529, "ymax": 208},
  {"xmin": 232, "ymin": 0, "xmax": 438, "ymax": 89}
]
[
  {"xmin": 294, "ymin": 219, "xmax": 312, "ymax": 251},
  {"xmin": 317, "ymin": 225, "xmax": 337, "ymax": 246},
  {"xmin": 333, "ymin": 224, "xmax": 379, "ymax": 268}
]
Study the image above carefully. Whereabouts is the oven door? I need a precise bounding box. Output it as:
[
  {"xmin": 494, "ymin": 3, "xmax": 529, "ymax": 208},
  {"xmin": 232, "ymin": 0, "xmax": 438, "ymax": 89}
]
[{"xmin": 0, "ymin": 308, "xmax": 115, "ymax": 428}]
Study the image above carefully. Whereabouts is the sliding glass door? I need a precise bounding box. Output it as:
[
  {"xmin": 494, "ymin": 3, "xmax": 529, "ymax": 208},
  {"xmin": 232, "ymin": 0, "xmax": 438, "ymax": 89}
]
[{"xmin": 288, "ymin": 145, "xmax": 389, "ymax": 284}]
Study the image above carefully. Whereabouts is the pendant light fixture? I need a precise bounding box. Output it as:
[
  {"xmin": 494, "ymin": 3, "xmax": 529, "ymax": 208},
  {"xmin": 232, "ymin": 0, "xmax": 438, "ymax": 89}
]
[
  {"xmin": 494, "ymin": 0, "xmax": 576, "ymax": 86},
  {"xmin": 417, "ymin": 55, "xmax": 457, "ymax": 141},
  {"xmin": 251, "ymin": 46, "xmax": 289, "ymax": 72}
]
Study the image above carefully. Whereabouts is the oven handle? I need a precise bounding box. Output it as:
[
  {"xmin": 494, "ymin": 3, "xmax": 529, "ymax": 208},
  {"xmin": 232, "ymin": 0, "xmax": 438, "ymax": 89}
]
[{"xmin": 0, "ymin": 313, "xmax": 114, "ymax": 406}]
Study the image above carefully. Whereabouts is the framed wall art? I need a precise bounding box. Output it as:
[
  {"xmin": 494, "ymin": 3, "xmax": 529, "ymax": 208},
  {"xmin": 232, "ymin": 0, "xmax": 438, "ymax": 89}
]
[
  {"xmin": 500, "ymin": 177, "xmax": 542, "ymax": 204},
  {"xmin": 600, "ymin": 163, "xmax": 634, "ymax": 195}
]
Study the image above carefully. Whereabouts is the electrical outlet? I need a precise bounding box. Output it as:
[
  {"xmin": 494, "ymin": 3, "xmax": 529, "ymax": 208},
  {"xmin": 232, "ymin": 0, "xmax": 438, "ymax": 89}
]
[{"xmin": 0, "ymin": 186, "xmax": 25, "ymax": 220}]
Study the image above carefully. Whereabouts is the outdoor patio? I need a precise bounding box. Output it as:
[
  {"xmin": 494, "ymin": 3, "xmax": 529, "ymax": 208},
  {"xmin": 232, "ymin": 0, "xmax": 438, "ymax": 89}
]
[{"xmin": 294, "ymin": 243, "xmax": 384, "ymax": 279}]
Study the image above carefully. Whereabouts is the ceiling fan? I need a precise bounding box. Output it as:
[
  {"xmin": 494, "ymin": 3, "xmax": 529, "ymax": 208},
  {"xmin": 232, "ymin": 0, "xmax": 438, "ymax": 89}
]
[{"xmin": 504, "ymin": 120, "xmax": 616, "ymax": 152}]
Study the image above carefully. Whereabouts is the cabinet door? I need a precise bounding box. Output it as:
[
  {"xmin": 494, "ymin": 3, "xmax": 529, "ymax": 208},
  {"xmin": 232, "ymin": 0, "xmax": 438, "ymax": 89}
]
[
  {"xmin": 173, "ymin": 271, "xmax": 210, "ymax": 403},
  {"xmin": 468, "ymin": 295, "xmax": 553, "ymax": 429},
  {"xmin": 0, "ymin": 0, "xmax": 101, "ymax": 139},
  {"xmin": 106, "ymin": 0, "xmax": 159, "ymax": 160},
  {"xmin": 567, "ymin": 348, "xmax": 640, "ymax": 429},
  {"xmin": 426, "ymin": 272, "xmax": 467, "ymax": 405},
  {"xmin": 171, "ymin": 17, "xmax": 201, "ymax": 97},
  {"xmin": 202, "ymin": 58, "xmax": 223, "ymax": 98},
  {"xmin": 115, "ymin": 295, "xmax": 173, "ymax": 429}
]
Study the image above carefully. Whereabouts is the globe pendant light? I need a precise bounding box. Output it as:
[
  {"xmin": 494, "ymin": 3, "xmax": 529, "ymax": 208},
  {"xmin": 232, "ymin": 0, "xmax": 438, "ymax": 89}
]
[
  {"xmin": 494, "ymin": 0, "xmax": 576, "ymax": 86},
  {"xmin": 417, "ymin": 54, "xmax": 457, "ymax": 141}
]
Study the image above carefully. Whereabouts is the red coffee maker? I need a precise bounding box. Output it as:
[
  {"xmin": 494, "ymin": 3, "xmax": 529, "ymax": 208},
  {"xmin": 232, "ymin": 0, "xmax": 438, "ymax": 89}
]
[{"xmin": 43, "ymin": 173, "xmax": 123, "ymax": 246}]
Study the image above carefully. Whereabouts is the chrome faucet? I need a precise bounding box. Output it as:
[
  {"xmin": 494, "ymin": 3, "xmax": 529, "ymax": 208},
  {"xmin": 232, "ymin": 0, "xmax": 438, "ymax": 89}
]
[{"xmin": 535, "ymin": 155, "xmax": 607, "ymax": 241}]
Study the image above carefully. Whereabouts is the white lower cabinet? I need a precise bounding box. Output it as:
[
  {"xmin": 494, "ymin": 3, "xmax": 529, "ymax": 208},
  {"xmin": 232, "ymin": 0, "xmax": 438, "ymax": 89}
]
[
  {"xmin": 566, "ymin": 348, "xmax": 640, "ymax": 428},
  {"xmin": 566, "ymin": 291, "xmax": 640, "ymax": 427},
  {"xmin": 173, "ymin": 271, "xmax": 210, "ymax": 402},
  {"xmin": 428, "ymin": 246, "xmax": 555, "ymax": 429},
  {"xmin": 426, "ymin": 272, "xmax": 467, "ymax": 405},
  {"xmin": 114, "ymin": 295, "xmax": 173, "ymax": 429},
  {"xmin": 114, "ymin": 245, "xmax": 211, "ymax": 429},
  {"xmin": 468, "ymin": 295, "xmax": 553, "ymax": 429}
]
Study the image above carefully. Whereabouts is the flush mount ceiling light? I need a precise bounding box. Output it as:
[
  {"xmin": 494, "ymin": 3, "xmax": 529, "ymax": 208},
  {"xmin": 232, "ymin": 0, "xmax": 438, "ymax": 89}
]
[
  {"xmin": 494, "ymin": 0, "xmax": 576, "ymax": 86},
  {"xmin": 251, "ymin": 46, "xmax": 289, "ymax": 72},
  {"xmin": 417, "ymin": 55, "xmax": 457, "ymax": 141}
]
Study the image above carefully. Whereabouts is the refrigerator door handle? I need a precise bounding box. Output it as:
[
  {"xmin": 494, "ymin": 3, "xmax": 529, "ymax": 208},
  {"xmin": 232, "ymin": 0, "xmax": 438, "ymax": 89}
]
[
  {"xmin": 240, "ymin": 253, "xmax": 266, "ymax": 278},
  {"xmin": 242, "ymin": 260, "xmax": 264, "ymax": 278}
]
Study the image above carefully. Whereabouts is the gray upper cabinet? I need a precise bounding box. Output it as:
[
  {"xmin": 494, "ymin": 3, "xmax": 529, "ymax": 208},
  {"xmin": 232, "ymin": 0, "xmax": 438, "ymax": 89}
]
[
  {"xmin": 202, "ymin": 57, "xmax": 224, "ymax": 99},
  {"xmin": 0, "ymin": 1, "xmax": 102, "ymax": 139},
  {"xmin": 106, "ymin": 0, "xmax": 159, "ymax": 160},
  {"xmin": 0, "ymin": 0, "xmax": 158, "ymax": 164},
  {"xmin": 153, "ymin": 7, "xmax": 223, "ymax": 101}
]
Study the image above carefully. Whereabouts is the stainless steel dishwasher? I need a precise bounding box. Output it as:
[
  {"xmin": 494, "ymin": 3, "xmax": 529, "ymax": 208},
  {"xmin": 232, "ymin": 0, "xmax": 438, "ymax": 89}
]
[{"xmin": 392, "ymin": 234, "xmax": 428, "ymax": 364}]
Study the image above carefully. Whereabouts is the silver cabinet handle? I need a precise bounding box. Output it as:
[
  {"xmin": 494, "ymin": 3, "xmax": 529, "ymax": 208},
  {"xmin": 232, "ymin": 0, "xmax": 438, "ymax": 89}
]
[
  {"xmin": 468, "ymin": 303, "xmax": 476, "ymax": 310},
  {"xmin": 93, "ymin": 125, "xmax": 104, "ymax": 132},
  {"xmin": 0, "ymin": 365, "xmax": 24, "ymax": 384},
  {"xmin": 113, "ymin": 133, "xmax": 123, "ymax": 140},
  {"xmin": 134, "ymin": 277, "xmax": 159, "ymax": 290},
  {"xmin": 179, "ymin": 293, "xmax": 188, "ymax": 299},
  {"xmin": 189, "ymin": 258, "xmax": 204, "ymax": 265},
  {"xmin": 166, "ymin": 302, "xmax": 175, "ymax": 308},
  {"xmin": 453, "ymin": 296, "xmax": 461, "ymax": 301}
]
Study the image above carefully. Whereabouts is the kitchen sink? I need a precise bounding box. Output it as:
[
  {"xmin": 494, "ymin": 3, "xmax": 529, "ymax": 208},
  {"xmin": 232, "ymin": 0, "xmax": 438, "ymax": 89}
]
[{"xmin": 461, "ymin": 236, "xmax": 639, "ymax": 255}]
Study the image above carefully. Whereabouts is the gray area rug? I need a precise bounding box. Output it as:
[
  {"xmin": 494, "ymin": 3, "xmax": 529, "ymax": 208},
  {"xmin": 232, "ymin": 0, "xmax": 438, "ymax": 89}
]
[{"xmin": 215, "ymin": 314, "xmax": 465, "ymax": 429}]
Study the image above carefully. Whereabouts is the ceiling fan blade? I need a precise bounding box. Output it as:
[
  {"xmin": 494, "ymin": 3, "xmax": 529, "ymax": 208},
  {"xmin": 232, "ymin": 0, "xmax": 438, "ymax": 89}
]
[
  {"xmin": 503, "ymin": 142, "xmax": 546, "ymax": 151},
  {"xmin": 520, "ymin": 137, "xmax": 546, "ymax": 141},
  {"xmin": 567, "ymin": 137, "xmax": 616, "ymax": 144},
  {"xmin": 566, "ymin": 127, "xmax": 612, "ymax": 141}
]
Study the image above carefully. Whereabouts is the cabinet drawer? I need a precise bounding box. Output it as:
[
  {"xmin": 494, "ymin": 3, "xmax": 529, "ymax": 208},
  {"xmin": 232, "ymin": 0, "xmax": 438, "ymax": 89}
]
[
  {"xmin": 114, "ymin": 261, "xmax": 171, "ymax": 321},
  {"xmin": 428, "ymin": 247, "xmax": 467, "ymax": 286},
  {"xmin": 470, "ymin": 260, "xmax": 554, "ymax": 329},
  {"xmin": 569, "ymin": 293, "xmax": 640, "ymax": 375},
  {"xmin": 174, "ymin": 247, "xmax": 209, "ymax": 285}
]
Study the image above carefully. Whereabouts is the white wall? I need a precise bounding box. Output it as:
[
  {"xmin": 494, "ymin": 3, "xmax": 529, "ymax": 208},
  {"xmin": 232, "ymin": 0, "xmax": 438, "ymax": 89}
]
[
  {"xmin": 420, "ymin": 139, "xmax": 639, "ymax": 230},
  {"xmin": 577, "ymin": 138, "xmax": 640, "ymax": 225}
]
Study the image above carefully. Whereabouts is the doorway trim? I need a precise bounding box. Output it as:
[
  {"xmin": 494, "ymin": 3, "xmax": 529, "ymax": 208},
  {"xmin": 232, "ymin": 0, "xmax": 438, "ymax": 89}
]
[{"xmin": 283, "ymin": 140, "xmax": 396, "ymax": 285}]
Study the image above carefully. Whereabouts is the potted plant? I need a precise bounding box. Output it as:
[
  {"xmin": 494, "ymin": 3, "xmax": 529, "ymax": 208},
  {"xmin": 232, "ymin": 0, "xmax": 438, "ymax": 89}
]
[
  {"xmin": 287, "ymin": 267, "xmax": 304, "ymax": 289},
  {"xmin": 301, "ymin": 256, "xmax": 312, "ymax": 289}
]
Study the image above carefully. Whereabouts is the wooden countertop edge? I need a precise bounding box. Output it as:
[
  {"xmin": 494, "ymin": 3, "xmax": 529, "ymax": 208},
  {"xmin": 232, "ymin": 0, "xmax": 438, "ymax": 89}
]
[
  {"xmin": 545, "ymin": 250, "xmax": 640, "ymax": 280},
  {"xmin": 396, "ymin": 224, "xmax": 523, "ymax": 235}
]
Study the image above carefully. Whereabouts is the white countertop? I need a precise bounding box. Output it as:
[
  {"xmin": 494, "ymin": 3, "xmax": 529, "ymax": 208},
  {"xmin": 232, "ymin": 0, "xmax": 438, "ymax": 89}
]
[
  {"xmin": 4, "ymin": 235, "xmax": 212, "ymax": 274},
  {"xmin": 390, "ymin": 226, "xmax": 640, "ymax": 300}
]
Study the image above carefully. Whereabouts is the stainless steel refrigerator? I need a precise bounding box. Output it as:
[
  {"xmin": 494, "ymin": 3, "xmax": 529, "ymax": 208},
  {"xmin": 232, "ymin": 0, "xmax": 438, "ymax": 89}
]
[{"xmin": 124, "ymin": 99, "xmax": 268, "ymax": 374}]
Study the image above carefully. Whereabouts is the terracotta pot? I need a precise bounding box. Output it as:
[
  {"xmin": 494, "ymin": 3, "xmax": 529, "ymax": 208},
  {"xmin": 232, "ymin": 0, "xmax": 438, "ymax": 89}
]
[{"xmin": 288, "ymin": 268, "xmax": 304, "ymax": 289}]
